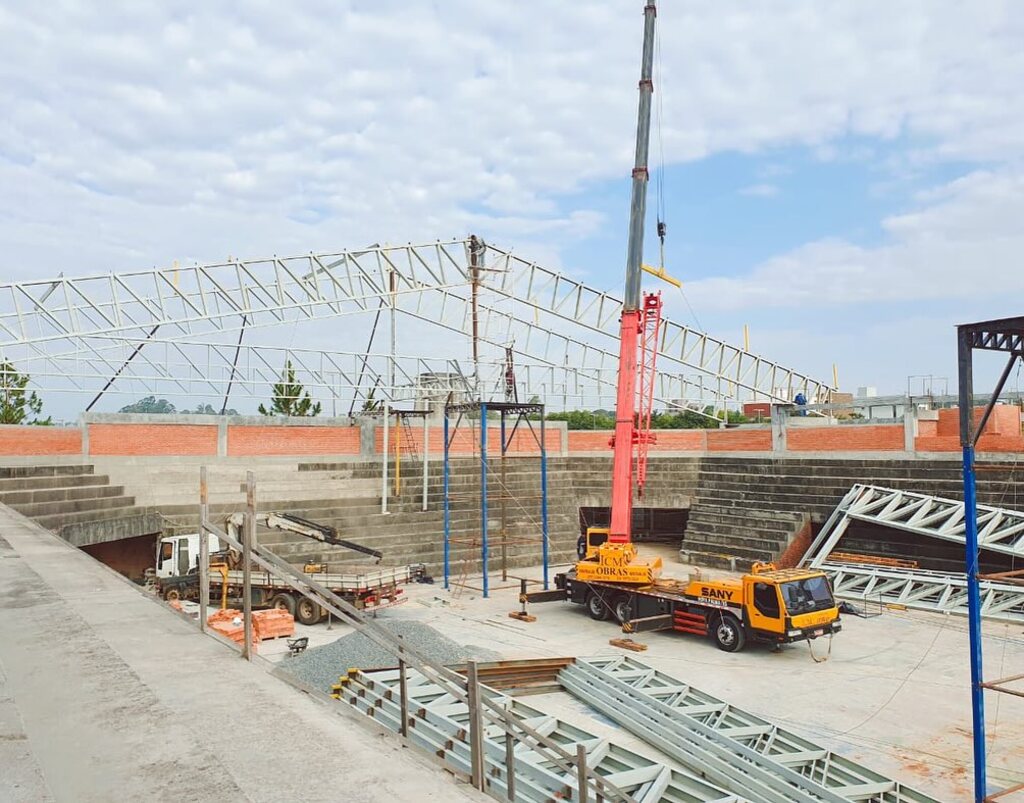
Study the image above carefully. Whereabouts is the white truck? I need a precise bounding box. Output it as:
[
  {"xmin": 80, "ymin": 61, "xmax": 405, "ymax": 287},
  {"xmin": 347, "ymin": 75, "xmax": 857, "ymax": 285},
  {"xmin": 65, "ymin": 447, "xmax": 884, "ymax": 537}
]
[{"xmin": 153, "ymin": 512, "xmax": 428, "ymax": 624}]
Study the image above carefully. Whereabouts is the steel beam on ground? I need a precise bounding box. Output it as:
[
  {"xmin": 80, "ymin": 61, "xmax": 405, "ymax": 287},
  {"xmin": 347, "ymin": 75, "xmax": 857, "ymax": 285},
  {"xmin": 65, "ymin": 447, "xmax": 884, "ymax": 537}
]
[{"xmin": 562, "ymin": 657, "xmax": 938, "ymax": 803}]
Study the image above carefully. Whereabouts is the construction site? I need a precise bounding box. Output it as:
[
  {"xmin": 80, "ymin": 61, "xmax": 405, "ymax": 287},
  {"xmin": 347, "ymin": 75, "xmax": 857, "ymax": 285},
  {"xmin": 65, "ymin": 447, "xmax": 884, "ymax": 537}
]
[{"xmin": 2, "ymin": 4, "xmax": 1023, "ymax": 803}]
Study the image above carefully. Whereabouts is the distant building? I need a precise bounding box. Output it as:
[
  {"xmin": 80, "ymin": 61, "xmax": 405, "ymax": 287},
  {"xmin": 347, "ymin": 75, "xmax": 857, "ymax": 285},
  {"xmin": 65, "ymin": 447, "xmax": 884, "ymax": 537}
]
[{"xmin": 856, "ymin": 386, "xmax": 878, "ymax": 398}]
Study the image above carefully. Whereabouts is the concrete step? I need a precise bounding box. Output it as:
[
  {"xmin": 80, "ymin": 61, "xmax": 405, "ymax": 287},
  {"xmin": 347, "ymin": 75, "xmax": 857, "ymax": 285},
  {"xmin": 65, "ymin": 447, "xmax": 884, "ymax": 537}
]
[
  {"xmin": 683, "ymin": 530, "xmax": 789, "ymax": 552},
  {"xmin": 680, "ymin": 547, "xmax": 774, "ymax": 573},
  {"xmin": 0, "ymin": 484, "xmax": 127, "ymax": 506},
  {"xmin": 0, "ymin": 473, "xmax": 112, "ymax": 492},
  {"xmin": 32, "ymin": 505, "xmax": 145, "ymax": 532},
  {"xmin": 0, "ymin": 464, "xmax": 94, "ymax": 479},
  {"xmin": 10, "ymin": 494, "xmax": 137, "ymax": 519}
]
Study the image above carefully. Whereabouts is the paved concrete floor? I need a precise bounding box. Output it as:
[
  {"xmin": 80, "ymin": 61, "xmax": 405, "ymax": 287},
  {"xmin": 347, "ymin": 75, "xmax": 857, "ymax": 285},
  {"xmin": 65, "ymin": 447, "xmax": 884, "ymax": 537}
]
[
  {"xmin": 0, "ymin": 503, "xmax": 482, "ymax": 803},
  {"xmin": 291, "ymin": 544, "xmax": 1023, "ymax": 802}
]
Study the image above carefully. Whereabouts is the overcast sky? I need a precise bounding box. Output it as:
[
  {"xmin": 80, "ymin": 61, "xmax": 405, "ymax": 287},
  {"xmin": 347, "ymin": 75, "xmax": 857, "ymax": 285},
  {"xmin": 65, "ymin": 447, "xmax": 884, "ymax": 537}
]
[{"xmin": 3, "ymin": 1, "xmax": 1024, "ymax": 411}]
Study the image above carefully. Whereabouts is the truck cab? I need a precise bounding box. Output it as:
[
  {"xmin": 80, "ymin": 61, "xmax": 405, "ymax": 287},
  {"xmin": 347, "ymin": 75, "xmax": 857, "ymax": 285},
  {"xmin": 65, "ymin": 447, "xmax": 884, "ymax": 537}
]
[
  {"xmin": 741, "ymin": 567, "xmax": 841, "ymax": 646},
  {"xmin": 155, "ymin": 533, "xmax": 223, "ymax": 579}
]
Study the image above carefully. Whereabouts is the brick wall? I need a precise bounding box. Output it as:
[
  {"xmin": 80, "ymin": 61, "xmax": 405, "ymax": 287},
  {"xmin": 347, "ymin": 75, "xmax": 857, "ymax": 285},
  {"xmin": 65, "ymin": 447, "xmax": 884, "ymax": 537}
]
[
  {"xmin": 0, "ymin": 426, "xmax": 82, "ymax": 455},
  {"xmin": 788, "ymin": 424, "xmax": 904, "ymax": 452},
  {"xmin": 88, "ymin": 423, "xmax": 218, "ymax": 456},
  {"xmin": 936, "ymin": 405, "xmax": 1021, "ymax": 437},
  {"xmin": 228, "ymin": 425, "xmax": 360, "ymax": 456},
  {"xmin": 706, "ymin": 428, "xmax": 773, "ymax": 452}
]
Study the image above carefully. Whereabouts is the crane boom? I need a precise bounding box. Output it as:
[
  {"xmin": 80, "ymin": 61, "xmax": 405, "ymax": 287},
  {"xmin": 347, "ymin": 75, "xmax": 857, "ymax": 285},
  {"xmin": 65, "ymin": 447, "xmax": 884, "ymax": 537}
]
[
  {"xmin": 609, "ymin": 0, "xmax": 658, "ymax": 545},
  {"xmin": 226, "ymin": 511, "xmax": 383, "ymax": 563}
]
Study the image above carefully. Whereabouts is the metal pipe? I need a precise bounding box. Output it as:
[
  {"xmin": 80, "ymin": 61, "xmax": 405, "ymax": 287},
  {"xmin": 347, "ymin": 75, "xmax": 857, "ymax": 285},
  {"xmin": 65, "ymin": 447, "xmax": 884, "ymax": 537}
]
[
  {"xmin": 467, "ymin": 661, "xmax": 485, "ymax": 791},
  {"xmin": 398, "ymin": 635, "xmax": 409, "ymax": 738},
  {"xmin": 973, "ymin": 351, "xmax": 1018, "ymax": 447},
  {"xmin": 443, "ymin": 411, "xmax": 451, "ymax": 589},
  {"xmin": 198, "ymin": 466, "xmax": 209, "ymax": 633},
  {"xmin": 540, "ymin": 412, "xmax": 550, "ymax": 589},
  {"xmin": 500, "ymin": 410, "xmax": 508, "ymax": 582},
  {"xmin": 242, "ymin": 471, "xmax": 255, "ymax": 661},
  {"xmin": 381, "ymin": 403, "xmax": 390, "ymax": 514},
  {"xmin": 481, "ymin": 404, "xmax": 489, "ymax": 598},
  {"xmin": 422, "ymin": 413, "xmax": 429, "ymax": 512}
]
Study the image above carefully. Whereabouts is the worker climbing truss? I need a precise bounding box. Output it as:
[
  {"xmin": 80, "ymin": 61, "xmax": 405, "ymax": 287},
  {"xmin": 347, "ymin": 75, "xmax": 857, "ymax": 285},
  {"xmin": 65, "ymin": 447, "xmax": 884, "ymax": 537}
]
[{"xmin": 0, "ymin": 238, "xmax": 834, "ymax": 413}]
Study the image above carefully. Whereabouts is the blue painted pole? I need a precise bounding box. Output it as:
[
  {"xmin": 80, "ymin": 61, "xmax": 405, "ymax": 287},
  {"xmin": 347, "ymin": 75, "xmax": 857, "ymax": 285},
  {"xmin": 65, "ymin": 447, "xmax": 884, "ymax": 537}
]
[
  {"xmin": 443, "ymin": 412, "xmax": 450, "ymax": 590},
  {"xmin": 540, "ymin": 413, "xmax": 549, "ymax": 590},
  {"xmin": 962, "ymin": 444, "xmax": 987, "ymax": 801},
  {"xmin": 480, "ymin": 404, "xmax": 489, "ymax": 598}
]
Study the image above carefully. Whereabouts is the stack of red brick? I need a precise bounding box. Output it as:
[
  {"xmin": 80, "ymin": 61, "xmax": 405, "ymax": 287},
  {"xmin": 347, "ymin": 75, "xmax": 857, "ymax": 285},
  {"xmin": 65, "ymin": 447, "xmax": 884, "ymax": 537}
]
[{"xmin": 206, "ymin": 608, "xmax": 295, "ymax": 647}]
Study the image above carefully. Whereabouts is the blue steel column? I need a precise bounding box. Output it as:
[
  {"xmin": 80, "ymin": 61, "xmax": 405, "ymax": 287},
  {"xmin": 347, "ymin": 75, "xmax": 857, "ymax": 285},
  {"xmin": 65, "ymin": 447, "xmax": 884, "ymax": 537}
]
[
  {"xmin": 540, "ymin": 411, "xmax": 550, "ymax": 590},
  {"xmin": 957, "ymin": 327, "xmax": 986, "ymax": 802},
  {"xmin": 962, "ymin": 444, "xmax": 986, "ymax": 801},
  {"xmin": 443, "ymin": 410, "xmax": 451, "ymax": 590},
  {"xmin": 480, "ymin": 404, "xmax": 489, "ymax": 598}
]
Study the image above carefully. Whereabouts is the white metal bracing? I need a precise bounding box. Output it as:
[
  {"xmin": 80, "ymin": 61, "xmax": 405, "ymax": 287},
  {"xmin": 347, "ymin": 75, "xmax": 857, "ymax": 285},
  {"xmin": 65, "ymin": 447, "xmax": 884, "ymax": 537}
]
[
  {"xmin": 0, "ymin": 239, "xmax": 833, "ymax": 410},
  {"xmin": 562, "ymin": 657, "xmax": 939, "ymax": 803},
  {"xmin": 801, "ymin": 484, "xmax": 1024, "ymax": 623},
  {"xmin": 804, "ymin": 484, "xmax": 1024, "ymax": 565},
  {"xmin": 337, "ymin": 666, "xmax": 740, "ymax": 803},
  {"xmin": 822, "ymin": 562, "xmax": 1024, "ymax": 623}
]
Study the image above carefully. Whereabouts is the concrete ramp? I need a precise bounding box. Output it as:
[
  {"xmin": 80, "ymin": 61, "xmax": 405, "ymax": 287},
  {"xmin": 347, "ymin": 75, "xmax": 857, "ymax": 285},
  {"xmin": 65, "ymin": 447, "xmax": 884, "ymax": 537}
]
[{"xmin": 0, "ymin": 502, "xmax": 479, "ymax": 803}]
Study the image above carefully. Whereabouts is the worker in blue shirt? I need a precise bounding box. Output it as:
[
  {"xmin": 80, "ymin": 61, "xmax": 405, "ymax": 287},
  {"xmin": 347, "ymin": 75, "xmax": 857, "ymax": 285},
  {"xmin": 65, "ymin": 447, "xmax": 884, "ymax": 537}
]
[{"xmin": 794, "ymin": 392, "xmax": 808, "ymax": 416}]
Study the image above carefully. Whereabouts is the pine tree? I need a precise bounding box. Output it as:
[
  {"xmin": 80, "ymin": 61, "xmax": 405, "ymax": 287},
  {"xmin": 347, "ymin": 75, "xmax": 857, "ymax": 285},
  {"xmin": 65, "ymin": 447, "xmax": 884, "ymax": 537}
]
[
  {"xmin": 0, "ymin": 360, "xmax": 51, "ymax": 425},
  {"xmin": 258, "ymin": 361, "xmax": 321, "ymax": 417}
]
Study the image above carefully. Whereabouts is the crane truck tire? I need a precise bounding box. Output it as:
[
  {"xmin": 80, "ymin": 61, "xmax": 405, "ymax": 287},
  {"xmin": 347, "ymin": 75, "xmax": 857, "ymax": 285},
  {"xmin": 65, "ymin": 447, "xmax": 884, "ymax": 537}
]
[
  {"xmin": 612, "ymin": 594, "xmax": 632, "ymax": 625},
  {"xmin": 163, "ymin": 587, "xmax": 181, "ymax": 602},
  {"xmin": 269, "ymin": 593, "xmax": 297, "ymax": 617},
  {"xmin": 712, "ymin": 613, "xmax": 745, "ymax": 652},
  {"xmin": 586, "ymin": 590, "xmax": 610, "ymax": 621},
  {"xmin": 295, "ymin": 596, "xmax": 321, "ymax": 626}
]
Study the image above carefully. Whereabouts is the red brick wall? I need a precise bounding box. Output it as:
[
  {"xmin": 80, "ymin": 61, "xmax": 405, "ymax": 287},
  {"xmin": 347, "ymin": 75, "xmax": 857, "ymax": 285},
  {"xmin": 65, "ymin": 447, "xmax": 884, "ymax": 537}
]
[
  {"xmin": 378, "ymin": 426, "xmax": 560, "ymax": 455},
  {"xmin": 936, "ymin": 405, "xmax": 1021, "ymax": 437},
  {"xmin": 0, "ymin": 426, "xmax": 82, "ymax": 455},
  {"xmin": 568, "ymin": 431, "xmax": 613, "ymax": 452},
  {"xmin": 788, "ymin": 424, "xmax": 903, "ymax": 452},
  {"xmin": 651, "ymin": 430, "xmax": 707, "ymax": 450},
  {"xmin": 88, "ymin": 423, "xmax": 217, "ymax": 456},
  {"xmin": 706, "ymin": 428, "xmax": 773, "ymax": 451},
  {"xmin": 228, "ymin": 425, "xmax": 360, "ymax": 456}
]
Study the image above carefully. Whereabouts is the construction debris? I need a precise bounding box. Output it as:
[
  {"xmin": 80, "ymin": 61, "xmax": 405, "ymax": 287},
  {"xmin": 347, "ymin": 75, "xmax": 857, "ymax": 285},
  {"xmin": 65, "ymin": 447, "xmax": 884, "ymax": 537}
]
[{"xmin": 609, "ymin": 637, "xmax": 647, "ymax": 652}]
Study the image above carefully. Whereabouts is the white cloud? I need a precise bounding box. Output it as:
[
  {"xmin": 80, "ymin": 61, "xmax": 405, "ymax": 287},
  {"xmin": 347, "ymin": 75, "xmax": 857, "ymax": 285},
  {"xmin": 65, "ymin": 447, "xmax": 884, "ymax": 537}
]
[
  {"xmin": 738, "ymin": 183, "xmax": 779, "ymax": 198},
  {"xmin": 685, "ymin": 169, "xmax": 1024, "ymax": 312}
]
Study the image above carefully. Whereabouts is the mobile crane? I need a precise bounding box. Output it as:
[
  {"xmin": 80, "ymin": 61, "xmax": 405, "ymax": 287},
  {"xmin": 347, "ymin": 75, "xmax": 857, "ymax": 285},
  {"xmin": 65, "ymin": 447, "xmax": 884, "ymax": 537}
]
[
  {"xmin": 532, "ymin": 1, "xmax": 842, "ymax": 652},
  {"xmin": 154, "ymin": 512, "xmax": 425, "ymax": 624}
]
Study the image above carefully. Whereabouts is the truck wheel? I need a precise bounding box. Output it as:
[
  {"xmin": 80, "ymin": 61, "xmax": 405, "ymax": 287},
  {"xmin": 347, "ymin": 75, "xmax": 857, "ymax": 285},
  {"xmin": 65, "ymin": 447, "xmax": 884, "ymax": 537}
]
[
  {"xmin": 163, "ymin": 587, "xmax": 181, "ymax": 602},
  {"xmin": 269, "ymin": 593, "xmax": 297, "ymax": 617},
  {"xmin": 295, "ymin": 596, "xmax": 321, "ymax": 626},
  {"xmin": 712, "ymin": 614, "xmax": 746, "ymax": 653},
  {"xmin": 586, "ymin": 591, "xmax": 609, "ymax": 621},
  {"xmin": 612, "ymin": 594, "xmax": 632, "ymax": 625}
]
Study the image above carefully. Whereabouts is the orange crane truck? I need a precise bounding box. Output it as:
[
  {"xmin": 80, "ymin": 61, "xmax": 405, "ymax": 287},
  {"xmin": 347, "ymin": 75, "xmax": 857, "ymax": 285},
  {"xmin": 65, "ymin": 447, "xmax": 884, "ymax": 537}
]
[{"xmin": 529, "ymin": 0, "xmax": 841, "ymax": 652}]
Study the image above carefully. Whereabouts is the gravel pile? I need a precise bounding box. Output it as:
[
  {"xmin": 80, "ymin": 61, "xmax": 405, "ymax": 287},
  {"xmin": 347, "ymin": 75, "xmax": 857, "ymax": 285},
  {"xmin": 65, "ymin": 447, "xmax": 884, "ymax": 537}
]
[{"xmin": 280, "ymin": 619, "xmax": 499, "ymax": 692}]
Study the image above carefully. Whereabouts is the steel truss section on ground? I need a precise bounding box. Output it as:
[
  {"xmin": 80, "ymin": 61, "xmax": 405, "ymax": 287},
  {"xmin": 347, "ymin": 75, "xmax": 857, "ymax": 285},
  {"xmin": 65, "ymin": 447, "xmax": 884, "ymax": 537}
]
[
  {"xmin": 561, "ymin": 657, "xmax": 939, "ymax": 803},
  {"xmin": 443, "ymin": 401, "xmax": 548, "ymax": 598},
  {"xmin": 821, "ymin": 562, "xmax": 1024, "ymax": 623},
  {"xmin": 803, "ymin": 484, "xmax": 1024, "ymax": 567},
  {"xmin": 336, "ymin": 666, "xmax": 740, "ymax": 803},
  {"xmin": 0, "ymin": 238, "xmax": 833, "ymax": 410}
]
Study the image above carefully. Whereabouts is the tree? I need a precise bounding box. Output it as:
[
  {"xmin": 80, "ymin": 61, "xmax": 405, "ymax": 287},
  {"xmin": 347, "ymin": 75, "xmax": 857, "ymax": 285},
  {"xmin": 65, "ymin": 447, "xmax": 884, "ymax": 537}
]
[
  {"xmin": 119, "ymin": 396, "xmax": 177, "ymax": 414},
  {"xmin": 0, "ymin": 361, "xmax": 51, "ymax": 425},
  {"xmin": 259, "ymin": 361, "xmax": 321, "ymax": 417},
  {"xmin": 184, "ymin": 403, "xmax": 237, "ymax": 415}
]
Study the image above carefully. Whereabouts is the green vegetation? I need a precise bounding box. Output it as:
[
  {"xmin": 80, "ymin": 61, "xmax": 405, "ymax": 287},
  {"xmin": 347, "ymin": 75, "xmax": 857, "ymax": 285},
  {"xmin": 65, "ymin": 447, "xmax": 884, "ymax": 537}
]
[
  {"xmin": 545, "ymin": 407, "xmax": 748, "ymax": 430},
  {"xmin": 118, "ymin": 397, "xmax": 237, "ymax": 415},
  {"xmin": 0, "ymin": 360, "xmax": 51, "ymax": 425},
  {"xmin": 259, "ymin": 361, "xmax": 321, "ymax": 417}
]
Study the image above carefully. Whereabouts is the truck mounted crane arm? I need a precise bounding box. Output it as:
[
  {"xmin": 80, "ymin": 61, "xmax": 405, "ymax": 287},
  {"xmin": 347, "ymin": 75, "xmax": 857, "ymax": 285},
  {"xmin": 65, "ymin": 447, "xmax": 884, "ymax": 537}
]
[{"xmin": 226, "ymin": 511, "xmax": 383, "ymax": 563}]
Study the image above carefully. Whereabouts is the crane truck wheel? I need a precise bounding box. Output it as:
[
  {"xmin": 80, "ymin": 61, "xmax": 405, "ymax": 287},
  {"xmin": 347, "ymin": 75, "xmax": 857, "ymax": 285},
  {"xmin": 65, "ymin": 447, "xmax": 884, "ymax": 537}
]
[
  {"xmin": 711, "ymin": 614, "xmax": 745, "ymax": 653},
  {"xmin": 586, "ymin": 590, "xmax": 610, "ymax": 621},
  {"xmin": 612, "ymin": 594, "xmax": 633, "ymax": 625},
  {"xmin": 269, "ymin": 593, "xmax": 297, "ymax": 617},
  {"xmin": 163, "ymin": 587, "xmax": 181, "ymax": 602},
  {"xmin": 295, "ymin": 596, "xmax": 321, "ymax": 626}
]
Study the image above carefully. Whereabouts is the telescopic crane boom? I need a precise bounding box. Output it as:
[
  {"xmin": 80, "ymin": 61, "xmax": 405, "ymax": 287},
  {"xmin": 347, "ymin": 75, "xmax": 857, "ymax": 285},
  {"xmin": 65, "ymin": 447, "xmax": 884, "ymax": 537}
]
[
  {"xmin": 226, "ymin": 511, "xmax": 383, "ymax": 563},
  {"xmin": 576, "ymin": 0, "xmax": 665, "ymax": 586}
]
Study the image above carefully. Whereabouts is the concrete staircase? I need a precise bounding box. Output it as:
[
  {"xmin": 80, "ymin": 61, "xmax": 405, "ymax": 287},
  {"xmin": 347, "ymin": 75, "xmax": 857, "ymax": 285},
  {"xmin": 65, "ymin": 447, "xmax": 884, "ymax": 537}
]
[
  {"xmin": 683, "ymin": 456, "xmax": 1024, "ymax": 571},
  {"xmin": 0, "ymin": 464, "xmax": 148, "ymax": 545}
]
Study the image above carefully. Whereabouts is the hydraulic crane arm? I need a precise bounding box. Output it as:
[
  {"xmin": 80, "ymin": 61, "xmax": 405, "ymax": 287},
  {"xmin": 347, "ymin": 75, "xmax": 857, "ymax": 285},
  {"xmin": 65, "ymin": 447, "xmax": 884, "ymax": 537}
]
[{"xmin": 226, "ymin": 511, "xmax": 383, "ymax": 563}]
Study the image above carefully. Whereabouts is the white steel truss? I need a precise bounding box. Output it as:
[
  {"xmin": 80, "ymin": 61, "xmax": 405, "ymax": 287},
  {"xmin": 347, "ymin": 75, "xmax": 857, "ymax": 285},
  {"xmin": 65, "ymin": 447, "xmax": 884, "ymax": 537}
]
[
  {"xmin": 803, "ymin": 484, "xmax": 1024, "ymax": 565},
  {"xmin": 337, "ymin": 666, "xmax": 739, "ymax": 803},
  {"xmin": 821, "ymin": 562, "xmax": 1024, "ymax": 623},
  {"xmin": 562, "ymin": 657, "xmax": 939, "ymax": 803},
  {"xmin": 0, "ymin": 239, "xmax": 833, "ymax": 410}
]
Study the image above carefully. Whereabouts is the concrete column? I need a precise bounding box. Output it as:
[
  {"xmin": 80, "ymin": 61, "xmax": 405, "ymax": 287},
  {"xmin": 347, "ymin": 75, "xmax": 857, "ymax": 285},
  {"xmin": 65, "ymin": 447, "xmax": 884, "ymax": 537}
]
[
  {"xmin": 79, "ymin": 414, "xmax": 90, "ymax": 457},
  {"xmin": 904, "ymin": 404, "xmax": 919, "ymax": 454},
  {"xmin": 358, "ymin": 416, "xmax": 376, "ymax": 458},
  {"xmin": 217, "ymin": 420, "xmax": 228, "ymax": 457},
  {"xmin": 770, "ymin": 404, "xmax": 789, "ymax": 454}
]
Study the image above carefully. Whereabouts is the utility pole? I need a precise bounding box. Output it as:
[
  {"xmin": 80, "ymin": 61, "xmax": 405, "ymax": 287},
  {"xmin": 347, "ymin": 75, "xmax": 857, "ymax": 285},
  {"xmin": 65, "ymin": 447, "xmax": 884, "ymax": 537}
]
[{"xmin": 469, "ymin": 235, "xmax": 483, "ymax": 400}]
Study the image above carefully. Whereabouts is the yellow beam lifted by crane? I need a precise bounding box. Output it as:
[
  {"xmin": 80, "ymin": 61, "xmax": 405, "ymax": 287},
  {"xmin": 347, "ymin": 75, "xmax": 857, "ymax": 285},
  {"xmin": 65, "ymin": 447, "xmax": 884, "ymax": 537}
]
[{"xmin": 641, "ymin": 263, "xmax": 681, "ymax": 288}]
